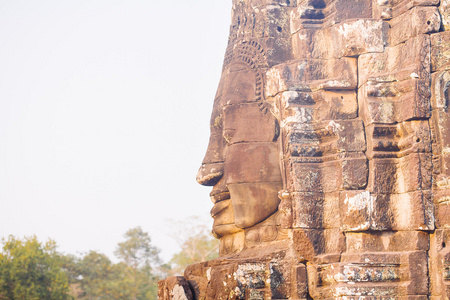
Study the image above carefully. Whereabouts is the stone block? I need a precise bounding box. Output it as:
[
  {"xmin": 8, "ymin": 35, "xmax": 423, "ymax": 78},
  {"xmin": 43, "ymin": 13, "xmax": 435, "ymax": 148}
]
[
  {"xmin": 291, "ymin": 192, "xmax": 324, "ymax": 228},
  {"xmin": 311, "ymin": 253, "xmax": 342, "ymax": 265},
  {"xmin": 234, "ymin": 263, "xmax": 268, "ymax": 298},
  {"xmin": 265, "ymin": 58, "xmax": 357, "ymax": 96},
  {"xmin": 278, "ymin": 97, "xmax": 315, "ymax": 126},
  {"xmin": 358, "ymin": 34, "xmax": 431, "ymax": 87},
  {"xmin": 264, "ymin": 37, "xmax": 294, "ymax": 66},
  {"xmin": 290, "ymin": 7, "xmax": 324, "ymax": 34},
  {"xmin": 225, "ymin": 142, "xmax": 282, "ymax": 184},
  {"xmin": 269, "ymin": 262, "xmax": 291, "ymax": 299},
  {"xmin": 440, "ymin": 0, "xmax": 450, "ymax": 31},
  {"xmin": 294, "ymin": 121, "xmax": 364, "ymax": 151},
  {"xmin": 275, "ymin": 90, "xmax": 358, "ymax": 123},
  {"xmin": 340, "ymin": 251, "xmax": 428, "ymax": 296},
  {"xmin": 332, "ymin": 19, "xmax": 387, "ymax": 57},
  {"xmin": 291, "ymin": 162, "xmax": 323, "ymax": 192},
  {"xmin": 278, "ymin": 191, "xmax": 293, "ymax": 229},
  {"xmin": 335, "ymin": 119, "xmax": 367, "ymax": 153},
  {"xmin": 183, "ymin": 261, "xmax": 210, "ymax": 300},
  {"xmin": 341, "ymin": 251, "xmax": 401, "ymax": 263},
  {"xmin": 321, "ymin": 159, "xmax": 343, "ymax": 193},
  {"xmin": 286, "ymin": 120, "xmax": 366, "ymax": 160},
  {"xmin": 373, "ymin": 0, "xmax": 440, "ymax": 20},
  {"xmin": 322, "ymin": 191, "xmax": 340, "ymax": 228},
  {"xmin": 182, "ymin": 245, "xmax": 309, "ymax": 299},
  {"xmin": 314, "ymin": 90, "xmax": 358, "ymax": 120},
  {"xmin": 434, "ymin": 189, "xmax": 450, "ymax": 228},
  {"xmin": 340, "ymin": 190, "xmax": 373, "ymax": 231},
  {"xmin": 346, "ymin": 231, "xmax": 386, "ymax": 252},
  {"xmin": 435, "ymin": 154, "xmax": 450, "ymax": 180},
  {"xmin": 436, "ymin": 228, "xmax": 450, "ymax": 251},
  {"xmin": 358, "ymin": 79, "xmax": 431, "ymax": 124},
  {"xmin": 430, "ymin": 230, "xmax": 450, "ymax": 297},
  {"xmin": 199, "ymin": 134, "xmax": 224, "ymax": 167},
  {"xmin": 158, "ymin": 276, "xmax": 194, "ymax": 300},
  {"xmin": 291, "ymin": 28, "xmax": 326, "ymax": 59},
  {"xmin": 308, "ymin": 251, "xmax": 432, "ymax": 298},
  {"xmin": 291, "ymin": 264, "xmax": 308, "ymax": 299},
  {"xmin": 223, "ymin": 103, "xmax": 278, "ymax": 144},
  {"xmin": 431, "ymin": 70, "xmax": 450, "ymax": 110},
  {"xmin": 373, "ymin": 0, "xmax": 393, "ymax": 20},
  {"xmin": 342, "ymin": 157, "xmax": 369, "ymax": 190},
  {"xmin": 326, "ymin": 0, "xmax": 373, "ymax": 24},
  {"xmin": 323, "ymin": 228, "xmax": 346, "ymax": 253},
  {"xmin": 293, "ymin": 229, "xmax": 324, "ymax": 260},
  {"xmin": 430, "ymin": 71, "xmax": 450, "ymax": 182},
  {"xmin": 374, "ymin": 191, "xmax": 435, "ymax": 231},
  {"xmin": 365, "ymin": 121, "xmax": 432, "ymax": 159},
  {"xmin": 292, "ymin": 19, "xmax": 387, "ymax": 59},
  {"xmin": 431, "ymin": 32, "xmax": 450, "ymax": 72},
  {"xmin": 290, "ymin": 153, "xmax": 368, "ymax": 194},
  {"xmin": 340, "ymin": 190, "xmax": 434, "ymax": 232},
  {"xmin": 229, "ymin": 5, "xmax": 293, "ymax": 65},
  {"xmin": 206, "ymin": 263, "xmax": 239, "ymax": 299},
  {"xmin": 389, "ymin": 6, "xmax": 440, "ymax": 46},
  {"xmin": 368, "ymin": 158, "xmax": 397, "ymax": 193},
  {"xmin": 256, "ymin": 0, "xmax": 295, "ymax": 7},
  {"xmin": 358, "ymin": 35, "xmax": 431, "ymax": 125},
  {"xmin": 346, "ymin": 231, "xmax": 429, "ymax": 253},
  {"xmin": 401, "ymin": 251, "xmax": 429, "ymax": 295},
  {"xmin": 368, "ymin": 153, "xmax": 432, "ymax": 194},
  {"xmin": 371, "ymin": 192, "xmax": 395, "ymax": 230},
  {"xmin": 430, "ymin": 148, "xmax": 450, "ymax": 179},
  {"xmin": 286, "ymin": 137, "xmax": 323, "ymax": 158}
]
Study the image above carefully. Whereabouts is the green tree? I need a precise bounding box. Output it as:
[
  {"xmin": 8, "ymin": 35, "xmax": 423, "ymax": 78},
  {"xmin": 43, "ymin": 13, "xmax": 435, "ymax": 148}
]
[
  {"xmin": 0, "ymin": 235, "xmax": 72, "ymax": 300},
  {"xmin": 67, "ymin": 227, "xmax": 162, "ymax": 300},
  {"xmin": 115, "ymin": 227, "xmax": 160, "ymax": 271},
  {"xmin": 114, "ymin": 227, "xmax": 161, "ymax": 300},
  {"xmin": 67, "ymin": 251, "xmax": 120, "ymax": 300},
  {"xmin": 169, "ymin": 217, "xmax": 219, "ymax": 275}
]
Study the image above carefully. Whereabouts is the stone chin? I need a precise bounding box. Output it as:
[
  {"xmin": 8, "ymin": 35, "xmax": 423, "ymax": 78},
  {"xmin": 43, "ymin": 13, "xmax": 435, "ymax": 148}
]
[
  {"xmin": 211, "ymin": 183, "xmax": 282, "ymax": 238},
  {"xmin": 210, "ymin": 199, "xmax": 241, "ymax": 238},
  {"xmin": 228, "ymin": 182, "xmax": 281, "ymax": 229},
  {"xmin": 212, "ymin": 224, "xmax": 241, "ymax": 239}
]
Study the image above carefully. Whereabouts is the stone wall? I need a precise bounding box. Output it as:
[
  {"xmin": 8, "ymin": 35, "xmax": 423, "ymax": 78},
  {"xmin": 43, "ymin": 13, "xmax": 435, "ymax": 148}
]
[{"xmin": 159, "ymin": 0, "xmax": 450, "ymax": 298}]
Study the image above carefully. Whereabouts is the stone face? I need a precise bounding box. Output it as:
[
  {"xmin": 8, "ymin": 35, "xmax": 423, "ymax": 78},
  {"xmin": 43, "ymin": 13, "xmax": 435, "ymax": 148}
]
[{"xmin": 159, "ymin": 0, "xmax": 450, "ymax": 298}]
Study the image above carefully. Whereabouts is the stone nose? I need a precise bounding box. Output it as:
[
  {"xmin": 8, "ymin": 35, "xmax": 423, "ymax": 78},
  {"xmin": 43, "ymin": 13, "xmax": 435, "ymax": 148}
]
[{"xmin": 196, "ymin": 162, "xmax": 224, "ymax": 186}]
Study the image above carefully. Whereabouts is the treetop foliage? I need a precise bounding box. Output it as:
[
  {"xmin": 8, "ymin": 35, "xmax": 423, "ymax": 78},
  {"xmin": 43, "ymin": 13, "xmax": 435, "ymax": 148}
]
[
  {"xmin": 114, "ymin": 227, "xmax": 160, "ymax": 270},
  {"xmin": 0, "ymin": 235, "xmax": 71, "ymax": 300},
  {"xmin": 0, "ymin": 218, "xmax": 219, "ymax": 299}
]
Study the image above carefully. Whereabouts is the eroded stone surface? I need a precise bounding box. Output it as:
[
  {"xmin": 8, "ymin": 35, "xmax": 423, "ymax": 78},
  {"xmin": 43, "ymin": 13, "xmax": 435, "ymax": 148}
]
[{"xmin": 159, "ymin": 0, "xmax": 450, "ymax": 298}]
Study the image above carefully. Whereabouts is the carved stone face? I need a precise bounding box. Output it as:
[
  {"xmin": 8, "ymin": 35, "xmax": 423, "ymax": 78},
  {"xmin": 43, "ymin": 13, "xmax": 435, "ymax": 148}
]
[{"xmin": 197, "ymin": 62, "xmax": 282, "ymax": 238}]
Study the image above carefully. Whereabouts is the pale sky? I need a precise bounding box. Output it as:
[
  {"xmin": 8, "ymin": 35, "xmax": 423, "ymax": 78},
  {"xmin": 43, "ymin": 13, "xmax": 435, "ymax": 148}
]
[{"xmin": 0, "ymin": 0, "xmax": 231, "ymax": 262}]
